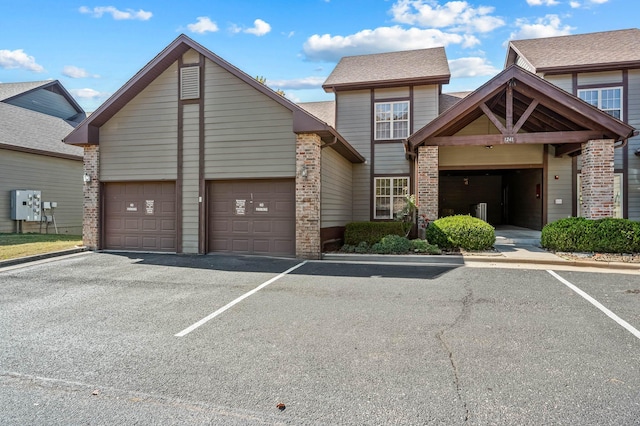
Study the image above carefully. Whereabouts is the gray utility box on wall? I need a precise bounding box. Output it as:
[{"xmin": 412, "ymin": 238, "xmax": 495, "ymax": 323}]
[{"xmin": 10, "ymin": 190, "xmax": 42, "ymax": 221}]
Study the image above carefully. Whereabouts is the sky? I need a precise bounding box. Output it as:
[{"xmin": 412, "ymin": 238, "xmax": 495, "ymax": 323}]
[{"xmin": 0, "ymin": 0, "xmax": 635, "ymax": 112}]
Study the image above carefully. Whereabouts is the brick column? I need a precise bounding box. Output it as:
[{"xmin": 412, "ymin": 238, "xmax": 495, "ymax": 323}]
[
  {"xmin": 417, "ymin": 146, "xmax": 439, "ymax": 221},
  {"xmin": 580, "ymin": 139, "xmax": 614, "ymax": 219},
  {"xmin": 296, "ymin": 133, "xmax": 321, "ymax": 259},
  {"xmin": 83, "ymin": 145, "xmax": 100, "ymax": 250}
]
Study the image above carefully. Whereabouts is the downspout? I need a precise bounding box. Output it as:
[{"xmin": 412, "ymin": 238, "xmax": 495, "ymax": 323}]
[{"xmin": 321, "ymin": 135, "xmax": 338, "ymax": 149}]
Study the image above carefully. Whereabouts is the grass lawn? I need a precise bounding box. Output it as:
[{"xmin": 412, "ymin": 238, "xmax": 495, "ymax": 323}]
[{"xmin": 0, "ymin": 233, "xmax": 83, "ymax": 261}]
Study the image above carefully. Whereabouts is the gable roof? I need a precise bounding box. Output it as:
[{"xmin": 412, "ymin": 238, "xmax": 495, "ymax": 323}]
[
  {"xmin": 0, "ymin": 102, "xmax": 83, "ymax": 160},
  {"xmin": 505, "ymin": 28, "xmax": 640, "ymax": 74},
  {"xmin": 64, "ymin": 34, "xmax": 364, "ymax": 164},
  {"xmin": 0, "ymin": 80, "xmax": 85, "ymax": 123},
  {"xmin": 323, "ymin": 47, "xmax": 450, "ymax": 92},
  {"xmin": 298, "ymin": 101, "xmax": 335, "ymax": 127},
  {"xmin": 408, "ymin": 65, "xmax": 636, "ymax": 154}
]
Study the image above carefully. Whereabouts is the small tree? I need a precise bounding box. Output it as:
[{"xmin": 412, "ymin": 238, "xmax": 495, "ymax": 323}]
[{"xmin": 394, "ymin": 194, "xmax": 417, "ymax": 237}]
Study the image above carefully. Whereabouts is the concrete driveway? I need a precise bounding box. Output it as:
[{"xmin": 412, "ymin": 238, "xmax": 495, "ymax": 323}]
[{"xmin": 1, "ymin": 252, "xmax": 639, "ymax": 424}]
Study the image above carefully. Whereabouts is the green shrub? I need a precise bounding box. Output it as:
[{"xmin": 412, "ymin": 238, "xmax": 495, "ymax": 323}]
[
  {"xmin": 541, "ymin": 217, "xmax": 640, "ymax": 253},
  {"xmin": 344, "ymin": 221, "xmax": 406, "ymax": 246},
  {"xmin": 410, "ymin": 239, "xmax": 442, "ymax": 254},
  {"xmin": 426, "ymin": 215, "xmax": 495, "ymax": 250},
  {"xmin": 371, "ymin": 234, "xmax": 412, "ymax": 254}
]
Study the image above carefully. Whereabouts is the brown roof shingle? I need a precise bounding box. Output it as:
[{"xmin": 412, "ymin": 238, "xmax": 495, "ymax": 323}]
[
  {"xmin": 323, "ymin": 47, "xmax": 450, "ymax": 92},
  {"xmin": 508, "ymin": 28, "xmax": 640, "ymax": 72}
]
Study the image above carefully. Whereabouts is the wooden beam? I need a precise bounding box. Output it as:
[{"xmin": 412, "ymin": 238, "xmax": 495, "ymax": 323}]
[
  {"xmin": 554, "ymin": 143, "xmax": 582, "ymax": 157},
  {"xmin": 480, "ymin": 103, "xmax": 507, "ymax": 134},
  {"xmin": 427, "ymin": 130, "xmax": 607, "ymax": 146},
  {"xmin": 506, "ymin": 83, "xmax": 514, "ymax": 134},
  {"xmin": 513, "ymin": 100, "xmax": 539, "ymax": 133}
]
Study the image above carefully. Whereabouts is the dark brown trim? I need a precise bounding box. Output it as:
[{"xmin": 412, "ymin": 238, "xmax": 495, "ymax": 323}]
[
  {"xmin": 572, "ymin": 73, "xmax": 578, "ymax": 96},
  {"xmin": 542, "ymin": 145, "xmax": 549, "ymax": 227},
  {"xmin": 373, "ymin": 173, "xmax": 411, "ymax": 178},
  {"xmin": 541, "ymin": 61, "xmax": 640, "ymax": 75},
  {"xmin": 369, "ymin": 89, "xmax": 375, "ymax": 221},
  {"xmin": 0, "ymin": 143, "xmax": 83, "ymax": 161},
  {"xmin": 198, "ymin": 54, "xmax": 206, "ymax": 254},
  {"xmin": 572, "ymin": 156, "xmax": 578, "ymax": 217},
  {"xmin": 623, "ymin": 70, "xmax": 629, "ymax": 219},
  {"xmin": 325, "ymin": 75, "xmax": 450, "ymax": 93},
  {"xmin": 409, "ymin": 86, "xmax": 415, "ymax": 198},
  {"xmin": 99, "ymin": 182, "xmax": 105, "ymax": 250},
  {"xmin": 373, "ymin": 95, "xmax": 411, "ymax": 103},
  {"xmin": 439, "ymin": 164, "xmax": 543, "ymax": 171},
  {"xmin": 374, "ymin": 139, "xmax": 407, "ymax": 144},
  {"xmin": 575, "ymin": 82, "xmax": 624, "ymax": 90},
  {"xmin": 176, "ymin": 57, "xmax": 184, "ymax": 254}
]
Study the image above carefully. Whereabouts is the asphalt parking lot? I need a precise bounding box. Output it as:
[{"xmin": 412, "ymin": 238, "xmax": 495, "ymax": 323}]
[{"xmin": 1, "ymin": 252, "xmax": 639, "ymax": 425}]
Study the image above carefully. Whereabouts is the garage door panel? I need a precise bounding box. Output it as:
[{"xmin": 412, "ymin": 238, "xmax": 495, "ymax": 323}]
[
  {"xmin": 104, "ymin": 182, "xmax": 176, "ymax": 252},
  {"xmin": 208, "ymin": 179, "xmax": 294, "ymax": 256}
]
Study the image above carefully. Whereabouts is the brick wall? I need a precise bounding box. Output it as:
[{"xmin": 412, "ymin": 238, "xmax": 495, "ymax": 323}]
[
  {"xmin": 296, "ymin": 133, "xmax": 321, "ymax": 259},
  {"xmin": 580, "ymin": 139, "xmax": 614, "ymax": 219},
  {"xmin": 83, "ymin": 145, "xmax": 100, "ymax": 250},
  {"xmin": 417, "ymin": 146, "xmax": 439, "ymax": 221}
]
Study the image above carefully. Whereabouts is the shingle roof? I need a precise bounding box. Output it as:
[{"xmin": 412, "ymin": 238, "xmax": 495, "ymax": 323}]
[
  {"xmin": 0, "ymin": 102, "xmax": 83, "ymax": 159},
  {"xmin": 0, "ymin": 81, "xmax": 52, "ymax": 101},
  {"xmin": 439, "ymin": 92, "xmax": 471, "ymax": 114},
  {"xmin": 323, "ymin": 47, "xmax": 450, "ymax": 92},
  {"xmin": 298, "ymin": 101, "xmax": 336, "ymax": 127},
  {"xmin": 508, "ymin": 28, "xmax": 640, "ymax": 72}
]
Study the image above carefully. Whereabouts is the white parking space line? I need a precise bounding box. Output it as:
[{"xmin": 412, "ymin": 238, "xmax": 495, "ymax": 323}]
[
  {"xmin": 175, "ymin": 261, "xmax": 307, "ymax": 337},
  {"xmin": 548, "ymin": 270, "xmax": 640, "ymax": 340}
]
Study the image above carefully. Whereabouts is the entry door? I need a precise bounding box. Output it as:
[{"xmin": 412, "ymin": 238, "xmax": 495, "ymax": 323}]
[
  {"xmin": 208, "ymin": 179, "xmax": 295, "ymax": 256},
  {"xmin": 577, "ymin": 173, "xmax": 623, "ymax": 218}
]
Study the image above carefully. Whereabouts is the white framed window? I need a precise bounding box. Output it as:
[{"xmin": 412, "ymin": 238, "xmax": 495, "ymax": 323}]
[
  {"xmin": 374, "ymin": 177, "xmax": 409, "ymax": 219},
  {"xmin": 578, "ymin": 87, "xmax": 623, "ymax": 120},
  {"xmin": 375, "ymin": 101, "xmax": 409, "ymax": 140}
]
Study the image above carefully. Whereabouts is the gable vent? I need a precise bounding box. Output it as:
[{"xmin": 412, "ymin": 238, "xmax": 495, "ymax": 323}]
[{"xmin": 180, "ymin": 66, "xmax": 200, "ymax": 100}]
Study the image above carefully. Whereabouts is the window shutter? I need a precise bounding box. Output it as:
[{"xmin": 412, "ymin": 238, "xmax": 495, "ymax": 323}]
[{"xmin": 180, "ymin": 66, "xmax": 200, "ymax": 100}]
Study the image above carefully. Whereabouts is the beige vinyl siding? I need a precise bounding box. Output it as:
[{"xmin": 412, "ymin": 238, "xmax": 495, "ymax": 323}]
[
  {"xmin": 0, "ymin": 149, "xmax": 82, "ymax": 234},
  {"xmin": 577, "ymin": 71, "xmax": 623, "ymax": 86},
  {"xmin": 545, "ymin": 74, "xmax": 573, "ymax": 93},
  {"xmin": 336, "ymin": 90, "xmax": 371, "ymax": 221},
  {"xmin": 321, "ymin": 146, "xmax": 353, "ymax": 227},
  {"xmin": 182, "ymin": 49, "xmax": 200, "ymax": 65},
  {"xmin": 627, "ymin": 69, "xmax": 640, "ymax": 220},
  {"xmin": 374, "ymin": 87, "xmax": 409, "ymax": 99},
  {"xmin": 455, "ymin": 115, "xmax": 502, "ymax": 136},
  {"xmin": 516, "ymin": 56, "xmax": 535, "ymax": 73},
  {"xmin": 413, "ymin": 85, "xmax": 439, "ymax": 130},
  {"xmin": 440, "ymin": 144, "xmax": 543, "ymax": 168},
  {"xmin": 203, "ymin": 58, "xmax": 295, "ymax": 179},
  {"xmin": 100, "ymin": 62, "xmax": 179, "ymax": 181},
  {"xmin": 374, "ymin": 143, "xmax": 410, "ymax": 174},
  {"xmin": 182, "ymin": 104, "xmax": 200, "ymax": 253},
  {"xmin": 546, "ymin": 149, "xmax": 573, "ymax": 223}
]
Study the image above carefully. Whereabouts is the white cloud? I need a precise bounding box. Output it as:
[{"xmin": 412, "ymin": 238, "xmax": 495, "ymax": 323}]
[
  {"xmin": 391, "ymin": 0, "xmax": 505, "ymax": 33},
  {"xmin": 0, "ymin": 49, "xmax": 44, "ymax": 72},
  {"xmin": 69, "ymin": 88, "xmax": 109, "ymax": 99},
  {"xmin": 266, "ymin": 76, "xmax": 326, "ymax": 90},
  {"xmin": 304, "ymin": 26, "xmax": 479, "ymax": 62},
  {"xmin": 79, "ymin": 6, "xmax": 152, "ymax": 20},
  {"xmin": 568, "ymin": 0, "xmax": 608, "ymax": 8},
  {"xmin": 63, "ymin": 65, "xmax": 99, "ymax": 79},
  {"xmin": 526, "ymin": 0, "xmax": 559, "ymax": 5},
  {"xmin": 448, "ymin": 57, "xmax": 499, "ymax": 78},
  {"xmin": 244, "ymin": 19, "xmax": 271, "ymax": 36},
  {"xmin": 569, "ymin": 1, "xmax": 581, "ymax": 7},
  {"xmin": 509, "ymin": 14, "xmax": 574, "ymax": 41},
  {"xmin": 187, "ymin": 16, "xmax": 219, "ymax": 34}
]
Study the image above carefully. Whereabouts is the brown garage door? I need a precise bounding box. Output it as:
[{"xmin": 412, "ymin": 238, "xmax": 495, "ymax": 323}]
[
  {"xmin": 208, "ymin": 179, "xmax": 295, "ymax": 256},
  {"xmin": 104, "ymin": 182, "xmax": 176, "ymax": 252}
]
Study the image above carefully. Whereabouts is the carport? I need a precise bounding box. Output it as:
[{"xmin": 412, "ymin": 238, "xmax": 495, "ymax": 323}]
[{"xmin": 407, "ymin": 65, "xmax": 636, "ymax": 228}]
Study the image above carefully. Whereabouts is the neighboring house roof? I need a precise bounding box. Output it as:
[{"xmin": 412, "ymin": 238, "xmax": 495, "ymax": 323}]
[
  {"xmin": 298, "ymin": 101, "xmax": 336, "ymax": 127},
  {"xmin": 0, "ymin": 80, "xmax": 86, "ymax": 123},
  {"xmin": 323, "ymin": 47, "xmax": 450, "ymax": 92},
  {"xmin": 505, "ymin": 28, "xmax": 640, "ymax": 73},
  {"xmin": 0, "ymin": 102, "xmax": 83, "ymax": 160},
  {"xmin": 64, "ymin": 34, "xmax": 364, "ymax": 164},
  {"xmin": 408, "ymin": 65, "xmax": 636, "ymax": 155},
  {"xmin": 439, "ymin": 92, "xmax": 472, "ymax": 114}
]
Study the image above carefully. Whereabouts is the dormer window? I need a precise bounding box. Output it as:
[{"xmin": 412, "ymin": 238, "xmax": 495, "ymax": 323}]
[{"xmin": 375, "ymin": 101, "xmax": 409, "ymax": 140}]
